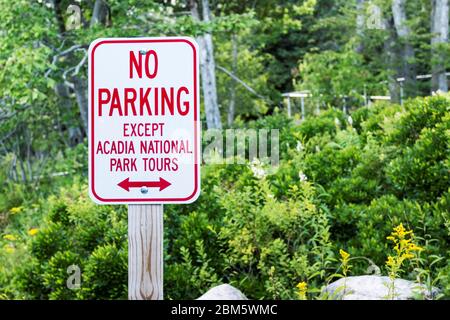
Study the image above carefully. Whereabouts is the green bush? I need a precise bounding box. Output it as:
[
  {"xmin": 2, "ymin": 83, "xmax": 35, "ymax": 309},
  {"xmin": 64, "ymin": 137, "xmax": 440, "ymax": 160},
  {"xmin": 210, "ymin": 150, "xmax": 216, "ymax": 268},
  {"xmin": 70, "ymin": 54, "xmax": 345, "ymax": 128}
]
[
  {"xmin": 388, "ymin": 95, "xmax": 449, "ymax": 146},
  {"xmin": 165, "ymin": 163, "xmax": 334, "ymax": 299},
  {"xmin": 78, "ymin": 243, "xmax": 127, "ymax": 300},
  {"xmin": 9, "ymin": 182, "xmax": 128, "ymax": 299},
  {"xmin": 295, "ymin": 108, "xmax": 347, "ymax": 140},
  {"xmin": 386, "ymin": 121, "xmax": 450, "ymax": 201}
]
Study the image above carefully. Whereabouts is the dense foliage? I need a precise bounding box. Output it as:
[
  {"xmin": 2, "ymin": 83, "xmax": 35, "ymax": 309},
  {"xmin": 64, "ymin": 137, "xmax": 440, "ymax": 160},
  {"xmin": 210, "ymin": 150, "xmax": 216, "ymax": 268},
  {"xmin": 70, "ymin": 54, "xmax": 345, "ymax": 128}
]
[
  {"xmin": 0, "ymin": 0, "xmax": 448, "ymax": 300},
  {"xmin": 1, "ymin": 94, "xmax": 448, "ymax": 299}
]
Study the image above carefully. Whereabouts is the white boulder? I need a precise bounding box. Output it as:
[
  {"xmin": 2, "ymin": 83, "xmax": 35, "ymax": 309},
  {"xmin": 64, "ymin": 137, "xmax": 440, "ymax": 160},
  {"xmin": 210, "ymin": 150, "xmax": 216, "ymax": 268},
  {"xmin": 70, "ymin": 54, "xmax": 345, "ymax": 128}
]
[
  {"xmin": 323, "ymin": 275, "xmax": 439, "ymax": 300},
  {"xmin": 197, "ymin": 284, "xmax": 248, "ymax": 300}
]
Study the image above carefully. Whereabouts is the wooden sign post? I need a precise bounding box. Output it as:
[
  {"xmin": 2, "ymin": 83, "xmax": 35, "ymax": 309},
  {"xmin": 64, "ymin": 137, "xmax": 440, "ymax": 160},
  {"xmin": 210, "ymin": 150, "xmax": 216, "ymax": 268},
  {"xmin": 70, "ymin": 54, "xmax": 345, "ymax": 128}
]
[
  {"xmin": 128, "ymin": 204, "xmax": 163, "ymax": 300},
  {"xmin": 88, "ymin": 37, "xmax": 200, "ymax": 300}
]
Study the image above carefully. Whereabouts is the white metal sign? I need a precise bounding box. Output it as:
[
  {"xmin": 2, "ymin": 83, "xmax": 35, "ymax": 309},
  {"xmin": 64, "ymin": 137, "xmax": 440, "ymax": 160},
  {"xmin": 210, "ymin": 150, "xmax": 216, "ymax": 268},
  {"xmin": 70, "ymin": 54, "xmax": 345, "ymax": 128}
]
[{"xmin": 88, "ymin": 37, "xmax": 200, "ymax": 204}]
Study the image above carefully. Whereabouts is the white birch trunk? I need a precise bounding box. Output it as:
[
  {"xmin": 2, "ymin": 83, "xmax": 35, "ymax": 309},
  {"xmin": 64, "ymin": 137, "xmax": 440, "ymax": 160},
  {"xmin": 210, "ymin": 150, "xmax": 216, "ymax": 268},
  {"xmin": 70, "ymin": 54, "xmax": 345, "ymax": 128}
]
[
  {"xmin": 384, "ymin": 18, "xmax": 401, "ymax": 104},
  {"xmin": 90, "ymin": 0, "xmax": 110, "ymax": 27},
  {"xmin": 391, "ymin": 0, "xmax": 417, "ymax": 97},
  {"xmin": 431, "ymin": 0, "xmax": 449, "ymax": 92},
  {"xmin": 73, "ymin": 76, "xmax": 88, "ymax": 136},
  {"xmin": 190, "ymin": 0, "xmax": 222, "ymax": 129},
  {"xmin": 227, "ymin": 34, "xmax": 238, "ymax": 126},
  {"xmin": 356, "ymin": 0, "xmax": 366, "ymax": 53}
]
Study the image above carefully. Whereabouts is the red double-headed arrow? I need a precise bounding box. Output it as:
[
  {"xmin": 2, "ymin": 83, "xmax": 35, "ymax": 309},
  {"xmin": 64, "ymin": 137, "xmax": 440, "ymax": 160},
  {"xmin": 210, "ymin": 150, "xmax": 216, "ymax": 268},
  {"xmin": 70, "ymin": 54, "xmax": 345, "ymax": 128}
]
[{"xmin": 118, "ymin": 177, "xmax": 171, "ymax": 192}]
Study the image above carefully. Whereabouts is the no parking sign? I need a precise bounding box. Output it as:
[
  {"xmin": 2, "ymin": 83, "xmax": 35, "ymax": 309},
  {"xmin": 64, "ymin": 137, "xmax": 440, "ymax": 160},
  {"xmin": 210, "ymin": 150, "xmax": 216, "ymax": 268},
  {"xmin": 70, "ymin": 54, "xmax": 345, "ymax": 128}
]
[{"xmin": 88, "ymin": 37, "xmax": 200, "ymax": 204}]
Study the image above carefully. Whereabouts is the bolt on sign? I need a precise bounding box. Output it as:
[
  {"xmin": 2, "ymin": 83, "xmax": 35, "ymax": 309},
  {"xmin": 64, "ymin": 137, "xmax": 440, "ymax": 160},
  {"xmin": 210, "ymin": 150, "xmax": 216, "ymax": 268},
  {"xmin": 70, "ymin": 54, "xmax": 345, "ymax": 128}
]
[{"xmin": 88, "ymin": 37, "xmax": 200, "ymax": 204}]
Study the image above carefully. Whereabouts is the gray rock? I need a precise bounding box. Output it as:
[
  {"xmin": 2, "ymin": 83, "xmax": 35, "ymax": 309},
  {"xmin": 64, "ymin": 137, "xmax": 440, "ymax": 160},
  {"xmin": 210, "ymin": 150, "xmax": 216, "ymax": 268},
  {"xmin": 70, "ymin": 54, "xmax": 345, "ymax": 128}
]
[
  {"xmin": 323, "ymin": 275, "xmax": 440, "ymax": 300},
  {"xmin": 197, "ymin": 284, "xmax": 248, "ymax": 300}
]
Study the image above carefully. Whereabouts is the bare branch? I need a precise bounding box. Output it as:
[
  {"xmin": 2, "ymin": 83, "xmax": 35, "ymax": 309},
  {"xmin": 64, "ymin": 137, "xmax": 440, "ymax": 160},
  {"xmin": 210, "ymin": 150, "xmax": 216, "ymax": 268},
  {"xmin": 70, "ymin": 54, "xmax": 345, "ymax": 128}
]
[
  {"xmin": 72, "ymin": 50, "xmax": 88, "ymax": 76},
  {"xmin": 0, "ymin": 127, "xmax": 18, "ymax": 145},
  {"xmin": 45, "ymin": 44, "xmax": 88, "ymax": 78},
  {"xmin": 0, "ymin": 104, "xmax": 31, "ymax": 122},
  {"xmin": 216, "ymin": 65, "xmax": 272, "ymax": 103},
  {"xmin": 62, "ymin": 49, "xmax": 87, "ymax": 82},
  {"xmin": 0, "ymin": 112, "xmax": 17, "ymax": 121}
]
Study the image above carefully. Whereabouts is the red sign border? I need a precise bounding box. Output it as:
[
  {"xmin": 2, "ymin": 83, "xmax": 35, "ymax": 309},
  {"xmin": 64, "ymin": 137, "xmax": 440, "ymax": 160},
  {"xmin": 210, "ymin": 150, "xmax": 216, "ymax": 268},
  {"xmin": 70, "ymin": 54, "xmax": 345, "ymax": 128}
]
[{"xmin": 89, "ymin": 38, "xmax": 200, "ymax": 203}]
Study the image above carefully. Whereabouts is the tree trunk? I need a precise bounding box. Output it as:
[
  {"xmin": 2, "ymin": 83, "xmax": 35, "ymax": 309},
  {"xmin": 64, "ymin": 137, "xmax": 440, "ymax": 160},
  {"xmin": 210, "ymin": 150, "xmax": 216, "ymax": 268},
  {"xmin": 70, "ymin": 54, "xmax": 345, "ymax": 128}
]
[
  {"xmin": 391, "ymin": 0, "xmax": 417, "ymax": 98},
  {"xmin": 10, "ymin": 154, "xmax": 17, "ymax": 182},
  {"xmin": 64, "ymin": 0, "xmax": 110, "ymax": 137},
  {"xmin": 51, "ymin": 0, "xmax": 66, "ymax": 34},
  {"xmin": 227, "ymin": 34, "xmax": 238, "ymax": 126},
  {"xmin": 51, "ymin": 1, "xmax": 85, "ymax": 143},
  {"xmin": 90, "ymin": 0, "xmax": 111, "ymax": 27},
  {"xmin": 54, "ymin": 83, "xmax": 83, "ymax": 145},
  {"xmin": 384, "ymin": 17, "xmax": 401, "ymax": 104},
  {"xmin": 190, "ymin": 0, "xmax": 222, "ymax": 129},
  {"xmin": 431, "ymin": 0, "xmax": 449, "ymax": 92},
  {"xmin": 73, "ymin": 76, "xmax": 89, "ymax": 136},
  {"xmin": 355, "ymin": 0, "xmax": 366, "ymax": 53}
]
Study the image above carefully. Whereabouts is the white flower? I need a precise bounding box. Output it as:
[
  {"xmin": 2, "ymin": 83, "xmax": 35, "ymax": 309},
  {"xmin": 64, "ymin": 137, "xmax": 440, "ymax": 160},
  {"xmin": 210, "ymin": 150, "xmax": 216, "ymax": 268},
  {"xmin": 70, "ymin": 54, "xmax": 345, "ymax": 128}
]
[
  {"xmin": 334, "ymin": 117, "xmax": 341, "ymax": 128},
  {"xmin": 347, "ymin": 116, "xmax": 353, "ymax": 126},
  {"xmin": 252, "ymin": 167, "xmax": 266, "ymax": 179},
  {"xmin": 249, "ymin": 158, "xmax": 266, "ymax": 179},
  {"xmin": 299, "ymin": 171, "xmax": 308, "ymax": 182},
  {"xmin": 296, "ymin": 141, "xmax": 303, "ymax": 152}
]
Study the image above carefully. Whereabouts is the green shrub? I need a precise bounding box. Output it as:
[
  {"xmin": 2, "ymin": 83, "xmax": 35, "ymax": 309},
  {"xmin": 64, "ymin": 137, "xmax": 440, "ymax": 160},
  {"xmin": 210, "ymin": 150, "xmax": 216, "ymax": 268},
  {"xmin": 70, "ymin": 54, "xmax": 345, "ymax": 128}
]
[
  {"xmin": 297, "ymin": 109, "xmax": 347, "ymax": 140},
  {"xmin": 11, "ymin": 182, "xmax": 128, "ymax": 299},
  {"xmin": 386, "ymin": 120, "xmax": 450, "ymax": 201},
  {"xmin": 42, "ymin": 251, "xmax": 81, "ymax": 300},
  {"xmin": 78, "ymin": 243, "xmax": 127, "ymax": 300},
  {"xmin": 216, "ymin": 179, "xmax": 334, "ymax": 299},
  {"xmin": 303, "ymin": 132, "xmax": 361, "ymax": 188},
  {"xmin": 388, "ymin": 95, "xmax": 449, "ymax": 146}
]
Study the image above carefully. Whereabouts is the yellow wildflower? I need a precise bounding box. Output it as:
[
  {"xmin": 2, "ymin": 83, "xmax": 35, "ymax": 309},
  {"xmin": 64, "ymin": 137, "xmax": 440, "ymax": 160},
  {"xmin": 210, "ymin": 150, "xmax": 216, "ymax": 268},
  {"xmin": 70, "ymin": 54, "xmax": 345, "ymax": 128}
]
[
  {"xmin": 400, "ymin": 238, "xmax": 411, "ymax": 245},
  {"xmin": 408, "ymin": 243, "xmax": 423, "ymax": 252},
  {"xmin": 386, "ymin": 235, "xmax": 396, "ymax": 242},
  {"xmin": 3, "ymin": 234, "xmax": 17, "ymax": 241},
  {"xmin": 296, "ymin": 281, "xmax": 308, "ymax": 300},
  {"xmin": 9, "ymin": 207, "xmax": 23, "ymax": 215},
  {"xmin": 385, "ymin": 224, "xmax": 422, "ymax": 281},
  {"xmin": 28, "ymin": 228, "xmax": 39, "ymax": 236},
  {"xmin": 401, "ymin": 253, "xmax": 414, "ymax": 260},
  {"xmin": 339, "ymin": 249, "xmax": 351, "ymax": 277},
  {"xmin": 385, "ymin": 224, "xmax": 422, "ymax": 299},
  {"xmin": 3, "ymin": 245, "xmax": 15, "ymax": 254},
  {"xmin": 296, "ymin": 281, "xmax": 307, "ymax": 291},
  {"xmin": 386, "ymin": 256, "xmax": 395, "ymax": 267},
  {"xmin": 387, "ymin": 223, "xmax": 413, "ymax": 242},
  {"xmin": 339, "ymin": 249, "xmax": 350, "ymax": 262}
]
